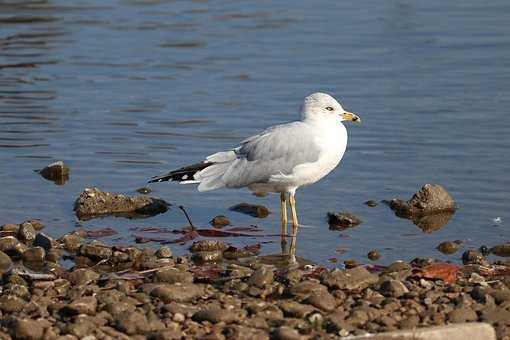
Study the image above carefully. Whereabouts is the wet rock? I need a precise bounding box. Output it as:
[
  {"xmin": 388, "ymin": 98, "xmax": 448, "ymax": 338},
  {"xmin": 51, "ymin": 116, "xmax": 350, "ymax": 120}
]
[
  {"xmin": 383, "ymin": 261, "xmax": 413, "ymax": 280},
  {"xmin": 322, "ymin": 266, "xmax": 378, "ymax": 291},
  {"xmin": 79, "ymin": 242, "xmax": 113, "ymax": 260},
  {"xmin": 150, "ymin": 283, "xmax": 205, "ymax": 303},
  {"xmin": 136, "ymin": 187, "xmax": 152, "ymax": 194},
  {"xmin": 153, "ymin": 267, "xmax": 193, "ymax": 284},
  {"xmin": 304, "ymin": 290, "xmax": 336, "ymax": 312},
  {"xmin": 327, "ymin": 212, "xmax": 362, "ymax": 230},
  {"xmin": 210, "ymin": 215, "xmax": 230, "ymax": 227},
  {"xmin": 18, "ymin": 222, "xmax": 37, "ymax": 244},
  {"xmin": 68, "ymin": 268, "xmax": 100, "ymax": 285},
  {"xmin": 248, "ymin": 266, "xmax": 274, "ymax": 288},
  {"xmin": 462, "ymin": 250, "xmax": 489, "ymax": 266},
  {"xmin": 37, "ymin": 160, "xmax": 70, "ymax": 185},
  {"xmin": 379, "ymin": 280, "xmax": 409, "ymax": 297},
  {"xmin": 192, "ymin": 251, "xmax": 223, "ymax": 264},
  {"xmin": 365, "ymin": 200, "xmax": 378, "ymax": 207},
  {"xmin": 367, "ymin": 249, "xmax": 381, "ymax": 261},
  {"xmin": 33, "ymin": 232, "xmax": 53, "ymax": 251},
  {"xmin": 22, "ymin": 246, "xmax": 46, "ymax": 263},
  {"xmin": 74, "ymin": 187, "xmax": 169, "ymax": 220},
  {"xmin": 490, "ymin": 244, "xmax": 510, "ymax": 257},
  {"xmin": 115, "ymin": 310, "xmax": 150, "ymax": 335},
  {"xmin": 229, "ymin": 203, "xmax": 270, "ymax": 218},
  {"xmin": 288, "ymin": 281, "xmax": 329, "ymax": 300},
  {"xmin": 1, "ymin": 223, "xmax": 19, "ymax": 233},
  {"xmin": 278, "ymin": 300, "xmax": 315, "ymax": 318},
  {"xmin": 192, "ymin": 306, "xmax": 237, "ymax": 324},
  {"xmin": 0, "ymin": 236, "xmax": 26, "ymax": 257},
  {"xmin": 0, "ymin": 250, "xmax": 12, "ymax": 273},
  {"xmin": 389, "ymin": 184, "xmax": 456, "ymax": 218},
  {"xmin": 190, "ymin": 240, "xmax": 229, "ymax": 253},
  {"xmin": 479, "ymin": 245, "xmax": 490, "ymax": 256},
  {"xmin": 11, "ymin": 318, "xmax": 44, "ymax": 340},
  {"xmin": 65, "ymin": 296, "xmax": 97, "ymax": 315},
  {"xmin": 0, "ymin": 295, "xmax": 26, "ymax": 312},
  {"xmin": 448, "ymin": 306, "xmax": 478, "ymax": 323},
  {"xmin": 155, "ymin": 246, "xmax": 173, "ymax": 258},
  {"xmin": 437, "ymin": 241, "xmax": 459, "ymax": 254}
]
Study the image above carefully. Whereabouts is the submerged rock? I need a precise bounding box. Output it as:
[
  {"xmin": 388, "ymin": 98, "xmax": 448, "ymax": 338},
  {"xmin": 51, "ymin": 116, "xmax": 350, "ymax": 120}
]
[
  {"xmin": 327, "ymin": 212, "xmax": 362, "ymax": 230},
  {"xmin": 367, "ymin": 249, "xmax": 381, "ymax": 261},
  {"xmin": 229, "ymin": 203, "xmax": 270, "ymax": 218},
  {"xmin": 210, "ymin": 215, "xmax": 230, "ymax": 227},
  {"xmin": 437, "ymin": 241, "xmax": 460, "ymax": 254},
  {"xmin": 490, "ymin": 244, "xmax": 510, "ymax": 257},
  {"xmin": 37, "ymin": 160, "xmax": 70, "ymax": 185},
  {"xmin": 389, "ymin": 184, "xmax": 456, "ymax": 218},
  {"xmin": 73, "ymin": 187, "xmax": 169, "ymax": 220}
]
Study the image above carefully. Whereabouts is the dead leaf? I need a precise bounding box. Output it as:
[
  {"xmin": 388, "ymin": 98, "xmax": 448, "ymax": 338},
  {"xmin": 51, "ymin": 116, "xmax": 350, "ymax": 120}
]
[{"xmin": 416, "ymin": 262, "xmax": 460, "ymax": 284}]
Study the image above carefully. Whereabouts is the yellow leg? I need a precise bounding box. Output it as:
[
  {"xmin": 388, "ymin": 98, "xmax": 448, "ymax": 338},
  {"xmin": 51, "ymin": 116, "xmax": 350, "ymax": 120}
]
[
  {"xmin": 280, "ymin": 192, "xmax": 288, "ymax": 252},
  {"xmin": 289, "ymin": 192, "xmax": 299, "ymax": 258}
]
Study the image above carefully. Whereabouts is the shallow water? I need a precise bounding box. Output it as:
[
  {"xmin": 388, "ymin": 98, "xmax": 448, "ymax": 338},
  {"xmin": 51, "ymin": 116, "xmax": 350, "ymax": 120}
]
[{"xmin": 1, "ymin": 0, "xmax": 509, "ymax": 266}]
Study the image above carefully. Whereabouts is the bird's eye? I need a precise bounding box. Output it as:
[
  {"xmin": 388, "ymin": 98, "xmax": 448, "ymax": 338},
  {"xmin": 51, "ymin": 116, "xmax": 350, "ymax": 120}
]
[{"xmin": 325, "ymin": 106, "xmax": 334, "ymax": 111}]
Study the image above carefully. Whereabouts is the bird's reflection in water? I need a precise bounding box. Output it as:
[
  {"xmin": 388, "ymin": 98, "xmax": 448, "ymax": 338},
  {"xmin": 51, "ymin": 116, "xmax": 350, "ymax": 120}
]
[{"xmin": 257, "ymin": 235, "xmax": 314, "ymax": 269}]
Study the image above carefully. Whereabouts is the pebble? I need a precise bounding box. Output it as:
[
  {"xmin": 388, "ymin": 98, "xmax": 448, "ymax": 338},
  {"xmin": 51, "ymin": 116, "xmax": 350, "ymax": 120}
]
[
  {"xmin": 12, "ymin": 318, "xmax": 44, "ymax": 340},
  {"xmin": 153, "ymin": 267, "xmax": 194, "ymax": 284},
  {"xmin": 462, "ymin": 249, "xmax": 488, "ymax": 265},
  {"xmin": 193, "ymin": 306, "xmax": 237, "ymax": 324},
  {"xmin": 367, "ymin": 249, "xmax": 381, "ymax": 261},
  {"xmin": 327, "ymin": 212, "xmax": 362, "ymax": 229},
  {"xmin": 18, "ymin": 222, "xmax": 37, "ymax": 244},
  {"xmin": 365, "ymin": 200, "xmax": 378, "ymax": 207},
  {"xmin": 210, "ymin": 215, "xmax": 231, "ymax": 227},
  {"xmin": 379, "ymin": 280, "xmax": 409, "ymax": 298},
  {"xmin": 150, "ymin": 283, "xmax": 205, "ymax": 303},
  {"xmin": 155, "ymin": 246, "xmax": 173, "ymax": 258},
  {"xmin": 248, "ymin": 266, "xmax": 274, "ymax": 288},
  {"xmin": 33, "ymin": 232, "xmax": 53, "ymax": 251},
  {"xmin": 22, "ymin": 246, "xmax": 46, "ymax": 263},
  {"xmin": 490, "ymin": 244, "xmax": 510, "ymax": 257},
  {"xmin": 322, "ymin": 266, "xmax": 378, "ymax": 291},
  {"xmin": 229, "ymin": 203, "xmax": 270, "ymax": 218}
]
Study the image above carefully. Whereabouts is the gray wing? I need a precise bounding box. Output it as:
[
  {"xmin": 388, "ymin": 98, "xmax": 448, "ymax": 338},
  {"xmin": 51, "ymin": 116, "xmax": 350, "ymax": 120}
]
[{"xmin": 219, "ymin": 121, "xmax": 321, "ymax": 187}]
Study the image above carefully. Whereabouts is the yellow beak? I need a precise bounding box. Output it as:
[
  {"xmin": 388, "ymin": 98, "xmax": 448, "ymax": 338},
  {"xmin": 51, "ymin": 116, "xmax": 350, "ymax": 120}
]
[{"xmin": 341, "ymin": 111, "xmax": 361, "ymax": 123}]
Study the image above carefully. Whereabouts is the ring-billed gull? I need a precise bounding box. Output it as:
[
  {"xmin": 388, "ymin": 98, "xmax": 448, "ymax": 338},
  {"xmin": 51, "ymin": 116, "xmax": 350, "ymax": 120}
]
[{"xmin": 149, "ymin": 92, "xmax": 360, "ymax": 256}]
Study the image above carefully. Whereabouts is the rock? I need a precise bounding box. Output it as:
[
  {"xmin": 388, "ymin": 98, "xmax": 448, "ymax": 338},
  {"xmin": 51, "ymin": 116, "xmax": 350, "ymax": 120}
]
[
  {"xmin": 0, "ymin": 250, "xmax": 12, "ymax": 273},
  {"xmin": 389, "ymin": 184, "xmax": 456, "ymax": 218},
  {"xmin": 210, "ymin": 215, "xmax": 230, "ymax": 227},
  {"xmin": 278, "ymin": 300, "xmax": 315, "ymax": 318},
  {"xmin": 153, "ymin": 268, "xmax": 193, "ymax": 284},
  {"xmin": 136, "ymin": 187, "xmax": 152, "ymax": 194},
  {"xmin": 22, "ymin": 246, "xmax": 46, "ymax": 263},
  {"xmin": 150, "ymin": 283, "xmax": 205, "ymax": 303},
  {"xmin": 155, "ymin": 246, "xmax": 173, "ymax": 258},
  {"xmin": 65, "ymin": 296, "xmax": 97, "ymax": 315},
  {"xmin": 288, "ymin": 281, "xmax": 329, "ymax": 300},
  {"xmin": 60, "ymin": 234, "xmax": 83, "ymax": 252},
  {"xmin": 79, "ymin": 242, "xmax": 113, "ymax": 260},
  {"xmin": 490, "ymin": 244, "xmax": 510, "ymax": 257},
  {"xmin": 437, "ymin": 241, "xmax": 459, "ymax": 254},
  {"xmin": 367, "ymin": 249, "xmax": 381, "ymax": 261},
  {"xmin": 190, "ymin": 240, "xmax": 229, "ymax": 253},
  {"xmin": 462, "ymin": 250, "xmax": 488, "ymax": 266},
  {"xmin": 18, "ymin": 222, "xmax": 37, "ymax": 244},
  {"xmin": 33, "ymin": 233, "xmax": 53, "ymax": 251},
  {"xmin": 304, "ymin": 290, "xmax": 336, "ymax": 311},
  {"xmin": 11, "ymin": 318, "xmax": 44, "ymax": 340},
  {"xmin": 0, "ymin": 295, "xmax": 26, "ymax": 312},
  {"xmin": 1, "ymin": 223, "xmax": 19, "ymax": 233},
  {"xmin": 248, "ymin": 266, "xmax": 274, "ymax": 288},
  {"xmin": 365, "ymin": 200, "xmax": 378, "ymax": 207},
  {"xmin": 193, "ymin": 306, "xmax": 237, "ymax": 324},
  {"xmin": 68, "ymin": 268, "xmax": 100, "ymax": 285},
  {"xmin": 74, "ymin": 187, "xmax": 169, "ymax": 220},
  {"xmin": 0, "ymin": 236, "xmax": 26, "ymax": 257},
  {"xmin": 115, "ymin": 311, "xmax": 150, "ymax": 335},
  {"xmin": 379, "ymin": 280, "xmax": 409, "ymax": 297},
  {"xmin": 272, "ymin": 326, "xmax": 304, "ymax": 340},
  {"xmin": 322, "ymin": 266, "xmax": 378, "ymax": 291},
  {"xmin": 229, "ymin": 203, "xmax": 270, "ymax": 218},
  {"xmin": 448, "ymin": 307, "xmax": 478, "ymax": 323},
  {"xmin": 327, "ymin": 212, "xmax": 362, "ymax": 229},
  {"xmin": 37, "ymin": 160, "xmax": 70, "ymax": 185},
  {"xmin": 191, "ymin": 251, "xmax": 223, "ymax": 263},
  {"xmin": 383, "ymin": 261, "xmax": 413, "ymax": 280}
]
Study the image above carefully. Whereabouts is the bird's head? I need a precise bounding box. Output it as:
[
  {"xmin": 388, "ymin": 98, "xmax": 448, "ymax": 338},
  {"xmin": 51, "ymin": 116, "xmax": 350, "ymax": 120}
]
[{"xmin": 301, "ymin": 92, "xmax": 361, "ymax": 124}]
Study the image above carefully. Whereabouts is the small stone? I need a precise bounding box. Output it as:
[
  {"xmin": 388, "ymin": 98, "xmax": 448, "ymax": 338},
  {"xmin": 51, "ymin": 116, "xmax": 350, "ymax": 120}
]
[
  {"xmin": 153, "ymin": 267, "xmax": 193, "ymax": 284},
  {"xmin": 193, "ymin": 306, "xmax": 237, "ymax": 324},
  {"xmin": 191, "ymin": 251, "xmax": 223, "ymax": 263},
  {"xmin": 1, "ymin": 223, "xmax": 19, "ymax": 233},
  {"xmin": 18, "ymin": 222, "xmax": 37, "ymax": 244},
  {"xmin": 0, "ymin": 236, "xmax": 26, "ymax": 257},
  {"xmin": 327, "ymin": 212, "xmax": 362, "ymax": 230},
  {"xmin": 437, "ymin": 241, "xmax": 459, "ymax": 254},
  {"xmin": 60, "ymin": 234, "xmax": 83, "ymax": 252},
  {"xmin": 490, "ymin": 244, "xmax": 510, "ymax": 257},
  {"xmin": 383, "ymin": 261, "xmax": 412, "ymax": 280},
  {"xmin": 150, "ymin": 283, "xmax": 205, "ymax": 303},
  {"xmin": 248, "ymin": 266, "xmax": 274, "ymax": 288},
  {"xmin": 22, "ymin": 246, "xmax": 46, "ymax": 263},
  {"xmin": 367, "ymin": 249, "xmax": 381, "ymax": 261},
  {"xmin": 136, "ymin": 187, "xmax": 152, "ymax": 194},
  {"xmin": 389, "ymin": 184, "xmax": 456, "ymax": 217},
  {"xmin": 322, "ymin": 266, "xmax": 378, "ymax": 291},
  {"xmin": 12, "ymin": 318, "xmax": 44, "ymax": 340},
  {"xmin": 38, "ymin": 161, "xmax": 70, "ymax": 185},
  {"xmin": 0, "ymin": 295, "xmax": 26, "ymax": 312},
  {"xmin": 173, "ymin": 312, "xmax": 185, "ymax": 322},
  {"xmin": 0, "ymin": 250, "xmax": 12, "ymax": 273},
  {"xmin": 229, "ymin": 203, "xmax": 270, "ymax": 218},
  {"xmin": 479, "ymin": 245, "xmax": 490, "ymax": 256},
  {"xmin": 115, "ymin": 311, "xmax": 150, "ymax": 335},
  {"xmin": 155, "ymin": 246, "xmax": 173, "ymax": 258},
  {"xmin": 272, "ymin": 326, "xmax": 303, "ymax": 340},
  {"xmin": 304, "ymin": 290, "xmax": 336, "ymax": 312},
  {"xmin": 365, "ymin": 200, "xmax": 378, "ymax": 207},
  {"xmin": 210, "ymin": 215, "xmax": 230, "ymax": 227},
  {"xmin": 33, "ymin": 232, "xmax": 53, "ymax": 251},
  {"xmin": 288, "ymin": 281, "xmax": 329, "ymax": 300},
  {"xmin": 190, "ymin": 240, "xmax": 229, "ymax": 252},
  {"xmin": 80, "ymin": 243, "xmax": 113, "ymax": 259},
  {"xmin": 448, "ymin": 307, "xmax": 478, "ymax": 323},
  {"xmin": 66, "ymin": 296, "xmax": 97, "ymax": 315},
  {"xmin": 379, "ymin": 280, "xmax": 409, "ymax": 297},
  {"xmin": 68, "ymin": 268, "xmax": 100, "ymax": 285},
  {"xmin": 278, "ymin": 300, "xmax": 315, "ymax": 318},
  {"xmin": 462, "ymin": 249, "xmax": 488, "ymax": 265}
]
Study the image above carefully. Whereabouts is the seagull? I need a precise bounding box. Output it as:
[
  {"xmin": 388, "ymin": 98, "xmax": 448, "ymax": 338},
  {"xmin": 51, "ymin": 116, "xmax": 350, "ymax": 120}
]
[{"xmin": 149, "ymin": 92, "xmax": 360, "ymax": 256}]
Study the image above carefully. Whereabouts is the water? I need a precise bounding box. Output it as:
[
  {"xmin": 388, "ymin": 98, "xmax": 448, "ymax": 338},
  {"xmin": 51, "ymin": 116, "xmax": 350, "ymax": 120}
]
[{"xmin": 1, "ymin": 0, "xmax": 509, "ymax": 265}]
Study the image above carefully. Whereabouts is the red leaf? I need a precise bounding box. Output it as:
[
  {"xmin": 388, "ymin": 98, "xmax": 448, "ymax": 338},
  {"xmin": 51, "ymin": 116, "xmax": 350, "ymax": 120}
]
[
  {"xmin": 417, "ymin": 263, "xmax": 460, "ymax": 284},
  {"xmin": 191, "ymin": 265, "xmax": 222, "ymax": 282}
]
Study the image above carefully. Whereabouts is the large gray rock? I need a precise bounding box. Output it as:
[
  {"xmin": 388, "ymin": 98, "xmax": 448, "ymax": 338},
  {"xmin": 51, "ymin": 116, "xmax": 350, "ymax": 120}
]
[{"xmin": 390, "ymin": 184, "xmax": 456, "ymax": 218}]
